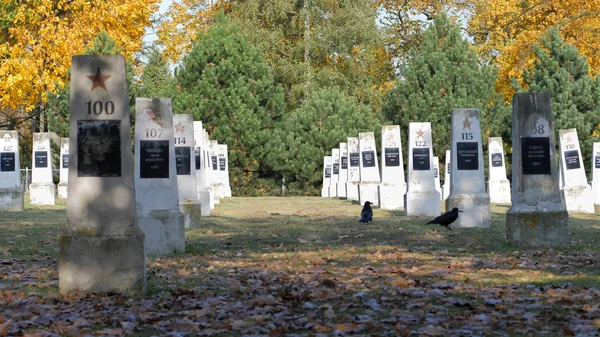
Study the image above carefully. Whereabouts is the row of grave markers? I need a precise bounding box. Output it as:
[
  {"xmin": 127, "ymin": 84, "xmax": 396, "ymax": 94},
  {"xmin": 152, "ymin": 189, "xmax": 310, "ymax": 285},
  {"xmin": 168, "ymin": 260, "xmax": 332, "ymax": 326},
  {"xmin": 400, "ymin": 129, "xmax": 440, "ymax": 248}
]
[{"xmin": 321, "ymin": 93, "xmax": 600, "ymax": 249}]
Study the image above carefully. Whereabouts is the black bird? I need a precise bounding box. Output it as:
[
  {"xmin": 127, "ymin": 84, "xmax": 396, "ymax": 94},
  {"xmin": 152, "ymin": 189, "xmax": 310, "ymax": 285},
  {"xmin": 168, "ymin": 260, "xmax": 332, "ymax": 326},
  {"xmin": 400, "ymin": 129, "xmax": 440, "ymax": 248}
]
[
  {"xmin": 426, "ymin": 208, "xmax": 463, "ymax": 231},
  {"xmin": 359, "ymin": 201, "xmax": 373, "ymax": 223}
]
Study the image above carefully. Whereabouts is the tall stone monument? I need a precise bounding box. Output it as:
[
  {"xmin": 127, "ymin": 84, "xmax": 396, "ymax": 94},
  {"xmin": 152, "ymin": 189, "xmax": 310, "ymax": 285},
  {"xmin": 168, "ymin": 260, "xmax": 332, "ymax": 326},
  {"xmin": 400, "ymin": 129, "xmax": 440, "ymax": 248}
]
[
  {"xmin": 57, "ymin": 138, "xmax": 69, "ymax": 199},
  {"xmin": 204, "ymin": 131, "xmax": 216, "ymax": 210},
  {"xmin": 209, "ymin": 140, "xmax": 223, "ymax": 203},
  {"xmin": 321, "ymin": 156, "xmax": 332, "ymax": 197},
  {"xmin": 193, "ymin": 121, "xmax": 212, "ymax": 216},
  {"xmin": 487, "ymin": 137, "xmax": 511, "ymax": 204},
  {"xmin": 558, "ymin": 128, "xmax": 594, "ymax": 214},
  {"xmin": 433, "ymin": 156, "xmax": 442, "ymax": 200},
  {"xmin": 173, "ymin": 114, "xmax": 203, "ymax": 226},
  {"xmin": 59, "ymin": 55, "xmax": 145, "ymax": 294},
  {"xmin": 329, "ymin": 148, "xmax": 340, "ymax": 198},
  {"xmin": 218, "ymin": 144, "xmax": 232, "ymax": 197},
  {"xmin": 358, "ymin": 132, "xmax": 380, "ymax": 206},
  {"xmin": 446, "ymin": 109, "xmax": 491, "ymax": 228},
  {"xmin": 405, "ymin": 123, "xmax": 440, "ymax": 216},
  {"xmin": 30, "ymin": 133, "xmax": 56, "ymax": 205},
  {"xmin": 337, "ymin": 143, "xmax": 348, "ymax": 198},
  {"xmin": 346, "ymin": 137, "xmax": 360, "ymax": 201},
  {"xmin": 506, "ymin": 93, "xmax": 568, "ymax": 247},
  {"xmin": 134, "ymin": 98, "xmax": 184, "ymax": 255},
  {"xmin": 0, "ymin": 131, "xmax": 23, "ymax": 211},
  {"xmin": 379, "ymin": 125, "xmax": 406, "ymax": 210},
  {"xmin": 442, "ymin": 150, "xmax": 451, "ymax": 200},
  {"xmin": 591, "ymin": 142, "xmax": 600, "ymax": 210}
]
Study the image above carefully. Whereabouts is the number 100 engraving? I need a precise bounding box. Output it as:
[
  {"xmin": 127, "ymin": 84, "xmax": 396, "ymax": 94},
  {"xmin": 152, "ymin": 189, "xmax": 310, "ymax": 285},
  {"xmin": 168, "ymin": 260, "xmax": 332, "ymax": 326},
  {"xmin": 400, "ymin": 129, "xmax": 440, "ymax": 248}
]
[{"xmin": 85, "ymin": 101, "xmax": 115, "ymax": 115}]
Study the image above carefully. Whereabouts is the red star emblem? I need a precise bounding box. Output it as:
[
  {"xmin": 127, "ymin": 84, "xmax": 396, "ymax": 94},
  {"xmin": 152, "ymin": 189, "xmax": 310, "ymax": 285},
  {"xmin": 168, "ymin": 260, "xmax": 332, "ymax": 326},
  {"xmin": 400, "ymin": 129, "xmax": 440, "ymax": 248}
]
[
  {"xmin": 174, "ymin": 121, "xmax": 185, "ymax": 133},
  {"xmin": 566, "ymin": 135, "xmax": 573, "ymax": 144},
  {"xmin": 463, "ymin": 117, "xmax": 472, "ymax": 130},
  {"xmin": 386, "ymin": 132, "xmax": 395, "ymax": 141},
  {"xmin": 3, "ymin": 133, "xmax": 11, "ymax": 143},
  {"xmin": 416, "ymin": 129, "xmax": 425, "ymax": 139},
  {"xmin": 86, "ymin": 67, "xmax": 111, "ymax": 91}
]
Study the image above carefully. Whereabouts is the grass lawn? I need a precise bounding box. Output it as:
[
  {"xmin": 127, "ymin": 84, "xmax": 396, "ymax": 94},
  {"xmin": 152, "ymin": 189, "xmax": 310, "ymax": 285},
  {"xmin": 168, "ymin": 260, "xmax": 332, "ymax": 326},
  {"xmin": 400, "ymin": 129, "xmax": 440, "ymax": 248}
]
[{"xmin": 1, "ymin": 196, "xmax": 599, "ymax": 336}]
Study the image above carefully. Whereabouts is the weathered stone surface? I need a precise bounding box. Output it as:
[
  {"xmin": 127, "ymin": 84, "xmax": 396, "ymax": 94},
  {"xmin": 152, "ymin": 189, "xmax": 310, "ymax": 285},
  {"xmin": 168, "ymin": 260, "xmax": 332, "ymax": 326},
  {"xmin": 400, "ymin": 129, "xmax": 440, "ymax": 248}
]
[
  {"xmin": 30, "ymin": 132, "xmax": 56, "ymax": 205},
  {"xmin": 329, "ymin": 148, "xmax": 340, "ymax": 198},
  {"xmin": 358, "ymin": 132, "xmax": 380, "ymax": 206},
  {"xmin": 405, "ymin": 122, "xmax": 440, "ymax": 216},
  {"xmin": 446, "ymin": 109, "xmax": 491, "ymax": 228},
  {"xmin": 57, "ymin": 138, "xmax": 69, "ymax": 199},
  {"xmin": 346, "ymin": 137, "xmax": 360, "ymax": 201},
  {"xmin": 558, "ymin": 128, "xmax": 594, "ymax": 214},
  {"xmin": 487, "ymin": 137, "xmax": 511, "ymax": 204},
  {"xmin": 321, "ymin": 156, "xmax": 332, "ymax": 197},
  {"xmin": 193, "ymin": 121, "xmax": 212, "ymax": 216},
  {"xmin": 433, "ymin": 156, "xmax": 442, "ymax": 200},
  {"xmin": 442, "ymin": 150, "xmax": 450, "ymax": 200},
  {"xmin": 337, "ymin": 143, "xmax": 348, "ymax": 198},
  {"xmin": 379, "ymin": 125, "xmax": 406, "ymax": 210},
  {"xmin": 506, "ymin": 92, "xmax": 568, "ymax": 247},
  {"xmin": 0, "ymin": 130, "xmax": 23, "ymax": 211},
  {"xmin": 591, "ymin": 142, "xmax": 600, "ymax": 208}
]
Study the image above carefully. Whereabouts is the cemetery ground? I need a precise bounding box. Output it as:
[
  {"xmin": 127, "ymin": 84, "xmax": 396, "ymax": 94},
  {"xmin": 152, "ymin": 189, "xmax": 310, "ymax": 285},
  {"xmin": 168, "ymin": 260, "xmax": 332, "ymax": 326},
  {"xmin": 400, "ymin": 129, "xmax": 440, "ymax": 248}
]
[{"xmin": 1, "ymin": 198, "xmax": 599, "ymax": 337}]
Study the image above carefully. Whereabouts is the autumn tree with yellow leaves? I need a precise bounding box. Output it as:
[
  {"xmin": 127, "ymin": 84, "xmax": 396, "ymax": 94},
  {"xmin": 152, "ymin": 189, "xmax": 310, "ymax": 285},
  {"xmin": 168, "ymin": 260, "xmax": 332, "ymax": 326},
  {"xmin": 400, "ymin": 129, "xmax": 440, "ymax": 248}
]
[{"xmin": 0, "ymin": 0, "xmax": 160, "ymax": 130}]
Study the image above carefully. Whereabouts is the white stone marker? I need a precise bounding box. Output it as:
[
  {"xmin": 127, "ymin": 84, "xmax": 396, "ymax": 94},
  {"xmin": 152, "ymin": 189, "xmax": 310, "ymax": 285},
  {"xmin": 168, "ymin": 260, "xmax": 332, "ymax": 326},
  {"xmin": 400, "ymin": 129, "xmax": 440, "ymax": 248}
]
[
  {"xmin": 442, "ymin": 150, "xmax": 451, "ymax": 200},
  {"xmin": 558, "ymin": 128, "xmax": 594, "ymax": 214},
  {"xmin": 446, "ymin": 109, "xmax": 491, "ymax": 228},
  {"xmin": 379, "ymin": 125, "xmax": 406, "ymax": 210},
  {"xmin": 57, "ymin": 138, "xmax": 69, "ymax": 199},
  {"xmin": 59, "ymin": 55, "xmax": 145, "ymax": 294},
  {"xmin": 405, "ymin": 122, "xmax": 440, "ymax": 216},
  {"xmin": 193, "ymin": 121, "xmax": 212, "ymax": 216},
  {"xmin": 591, "ymin": 142, "xmax": 600, "ymax": 208},
  {"xmin": 346, "ymin": 137, "xmax": 360, "ymax": 201},
  {"xmin": 219, "ymin": 144, "xmax": 232, "ymax": 197},
  {"xmin": 433, "ymin": 156, "xmax": 442, "ymax": 200},
  {"xmin": 204, "ymin": 131, "xmax": 215, "ymax": 210},
  {"xmin": 173, "ymin": 114, "xmax": 202, "ymax": 227},
  {"xmin": 337, "ymin": 143, "xmax": 348, "ymax": 198},
  {"xmin": 209, "ymin": 140, "xmax": 223, "ymax": 203},
  {"xmin": 358, "ymin": 132, "xmax": 381, "ymax": 206},
  {"xmin": 487, "ymin": 137, "xmax": 511, "ymax": 204},
  {"xmin": 134, "ymin": 98, "xmax": 184, "ymax": 255},
  {"xmin": 329, "ymin": 148, "xmax": 340, "ymax": 197},
  {"xmin": 0, "ymin": 131, "xmax": 23, "ymax": 211},
  {"xmin": 506, "ymin": 92, "xmax": 568, "ymax": 247},
  {"xmin": 321, "ymin": 156, "xmax": 332, "ymax": 197},
  {"xmin": 30, "ymin": 132, "xmax": 56, "ymax": 205}
]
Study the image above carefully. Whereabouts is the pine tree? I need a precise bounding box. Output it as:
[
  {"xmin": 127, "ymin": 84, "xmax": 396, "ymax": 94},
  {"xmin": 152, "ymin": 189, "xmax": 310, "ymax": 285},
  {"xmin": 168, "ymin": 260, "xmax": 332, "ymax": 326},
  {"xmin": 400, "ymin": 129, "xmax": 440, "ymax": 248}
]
[
  {"xmin": 174, "ymin": 13, "xmax": 286, "ymax": 195},
  {"xmin": 139, "ymin": 45, "xmax": 174, "ymax": 98},
  {"xmin": 46, "ymin": 31, "xmax": 137, "ymax": 137},
  {"xmin": 268, "ymin": 87, "xmax": 380, "ymax": 195},
  {"xmin": 382, "ymin": 13, "xmax": 509, "ymax": 173},
  {"xmin": 514, "ymin": 28, "xmax": 600, "ymax": 173}
]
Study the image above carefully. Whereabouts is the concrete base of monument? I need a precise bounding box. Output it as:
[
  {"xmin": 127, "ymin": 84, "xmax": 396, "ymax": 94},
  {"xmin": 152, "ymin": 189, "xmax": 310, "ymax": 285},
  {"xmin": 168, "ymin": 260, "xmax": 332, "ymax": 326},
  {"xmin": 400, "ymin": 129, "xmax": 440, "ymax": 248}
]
[
  {"xmin": 506, "ymin": 207, "xmax": 569, "ymax": 247},
  {"xmin": 595, "ymin": 203, "xmax": 600, "ymax": 214},
  {"xmin": 179, "ymin": 200, "xmax": 202, "ymax": 228},
  {"xmin": 562, "ymin": 185, "xmax": 595, "ymax": 214},
  {"xmin": 29, "ymin": 182, "xmax": 56, "ymax": 205},
  {"xmin": 329, "ymin": 184, "xmax": 338, "ymax": 198},
  {"xmin": 359, "ymin": 183, "xmax": 380, "ymax": 207},
  {"xmin": 0, "ymin": 187, "xmax": 24, "ymax": 211},
  {"xmin": 379, "ymin": 183, "xmax": 406, "ymax": 210},
  {"xmin": 207, "ymin": 186, "xmax": 216, "ymax": 209},
  {"xmin": 58, "ymin": 182, "xmax": 68, "ymax": 199},
  {"xmin": 405, "ymin": 190, "xmax": 441, "ymax": 216},
  {"xmin": 488, "ymin": 179, "xmax": 511, "ymax": 204},
  {"xmin": 58, "ymin": 227, "xmax": 146, "ymax": 295},
  {"xmin": 337, "ymin": 184, "xmax": 347, "ymax": 198},
  {"xmin": 321, "ymin": 188, "xmax": 329, "ymax": 197},
  {"xmin": 137, "ymin": 209, "xmax": 185, "ymax": 255},
  {"xmin": 223, "ymin": 185, "xmax": 232, "ymax": 197},
  {"xmin": 198, "ymin": 190, "xmax": 212, "ymax": 216},
  {"xmin": 442, "ymin": 184, "xmax": 450, "ymax": 200},
  {"xmin": 346, "ymin": 182, "xmax": 359, "ymax": 201},
  {"xmin": 446, "ymin": 193, "xmax": 491, "ymax": 228}
]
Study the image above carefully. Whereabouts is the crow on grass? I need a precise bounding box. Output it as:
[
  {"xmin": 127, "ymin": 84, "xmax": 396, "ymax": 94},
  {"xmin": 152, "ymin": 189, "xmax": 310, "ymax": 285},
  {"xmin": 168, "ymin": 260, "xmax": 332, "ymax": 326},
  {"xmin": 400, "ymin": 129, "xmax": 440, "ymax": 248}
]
[
  {"xmin": 426, "ymin": 208, "xmax": 463, "ymax": 231},
  {"xmin": 359, "ymin": 201, "xmax": 373, "ymax": 223}
]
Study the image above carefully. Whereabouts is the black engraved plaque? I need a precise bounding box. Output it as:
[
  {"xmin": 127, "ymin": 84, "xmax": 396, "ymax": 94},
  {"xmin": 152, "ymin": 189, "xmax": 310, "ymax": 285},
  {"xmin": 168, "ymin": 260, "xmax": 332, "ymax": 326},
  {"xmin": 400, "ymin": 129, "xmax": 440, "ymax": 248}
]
[
  {"xmin": 434, "ymin": 167, "xmax": 439, "ymax": 178},
  {"xmin": 211, "ymin": 156, "xmax": 218, "ymax": 170},
  {"xmin": 325, "ymin": 167, "xmax": 331, "ymax": 178},
  {"xmin": 175, "ymin": 146, "xmax": 191, "ymax": 176},
  {"xmin": 349, "ymin": 153, "xmax": 360, "ymax": 167},
  {"xmin": 195, "ymin": 148, "xmax": 201, "ymax": 170},
  {"xmin": 447, "ymin": 162, "xmax": 451, "ymax": 174},
  {"xmin": 362, "ymin": 151, "xmax": 376, "ymax": 168},
  {"xmin": 219, "ymin": 158, "xmax": 226, "ymax": 171},
  {"xmin": 0, "ymin": 153, "xmax": 15, "ymax": 172},
  {"xmin": 141, "ymin": 140, "xmax": 169, "ymax": 179},
  {"xmin": 385, "ymin": 147, "xmax": 400, "ymax": 167},
  {"xmin": 412, "ymin": 148, "xmax": 430, "ymax": 171},
  {"xmin": 341, "ymin": 156, "xmax": 348, "ymax": 169},
  {"xmin": 77, "ymin": 120, "xmax": 121, "ymax": 177},
  {"xmin": 564, "ymin": 150, "xmax": 581, "ymax": 170},
  {"xmin": 491, "ymin": 153, "xmax": 503, "ymax": 167},
  {"xmin": 35, "ymin": 151, "xmax": 48, "ymax": 168},
  {"xmin": 62, "ymin": 154, "xmax": 69, "ymax": 169},
  {"xmin": 456, "ymin": 142, "xmax": 479, "ymax": 170},
  {"xmin": 595, "ymin": 156, "xmax": 600, "ymax": 169},
  {"xmin": 333, "ymin": 163, "xmax": 339, "ymax": 175},
  {"xmin": 521, "ymin": 137, "xmax": 551, "ymax": 175}
]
